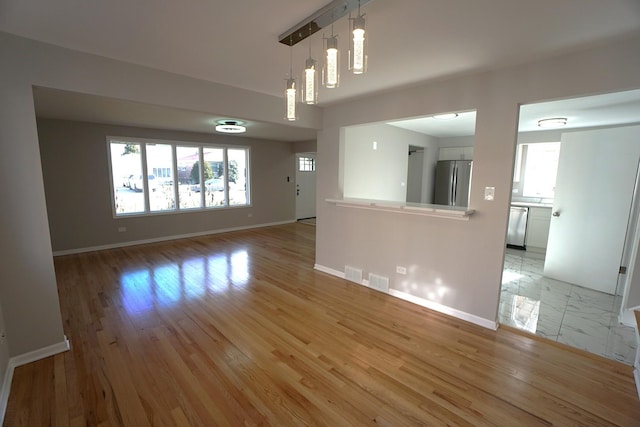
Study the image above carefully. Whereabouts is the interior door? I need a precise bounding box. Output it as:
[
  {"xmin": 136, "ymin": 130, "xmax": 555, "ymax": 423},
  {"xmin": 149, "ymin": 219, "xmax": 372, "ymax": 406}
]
[
  {"xmin": 544, "ymin": 125, "xmax": 640, "ymax": 294},
  {"xmin": 406, "ymin": 148, "xmax": 424, "ymax": 203},
  {"xmin": 295, "ymin": 153, "xmax": 316, "ymax": 220}
]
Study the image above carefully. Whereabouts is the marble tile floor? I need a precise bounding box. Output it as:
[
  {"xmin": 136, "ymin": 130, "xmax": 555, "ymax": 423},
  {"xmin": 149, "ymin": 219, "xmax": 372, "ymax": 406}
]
[{"xmin": 500, "ymin": 249, "xmax": 637, "ymax": 365}]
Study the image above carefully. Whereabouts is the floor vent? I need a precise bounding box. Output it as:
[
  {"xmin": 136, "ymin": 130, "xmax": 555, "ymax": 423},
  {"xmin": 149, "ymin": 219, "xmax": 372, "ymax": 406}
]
[
  {"xmin": 344, "ymin": 266, "xmax": 363, "ymax": 284},
  {"xmin": 368, "ymin": 273, "xmax": 390, "ymax": 293}
]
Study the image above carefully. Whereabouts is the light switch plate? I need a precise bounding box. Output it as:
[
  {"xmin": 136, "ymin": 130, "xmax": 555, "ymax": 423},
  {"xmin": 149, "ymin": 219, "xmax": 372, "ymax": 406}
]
[{"xmin": 484, "ymin": 187, "xmax": 495, "ymax": 201}]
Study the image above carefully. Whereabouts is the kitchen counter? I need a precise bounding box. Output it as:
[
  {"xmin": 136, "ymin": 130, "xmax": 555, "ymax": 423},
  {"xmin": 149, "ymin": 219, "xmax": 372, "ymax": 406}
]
[{"xmin": 511, "ymin": 201, "xmax": 553, "ymax": 208}]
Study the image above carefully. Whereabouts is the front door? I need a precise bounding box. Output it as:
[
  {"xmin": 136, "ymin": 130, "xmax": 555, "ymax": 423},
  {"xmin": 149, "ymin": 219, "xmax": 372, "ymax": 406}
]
[
  {"xmin": 296, "ymin": 153, "xmax": 316, "ymax": 220},
  {"xmin": 544, "ymin": 125, "xmax": 640, "ymax": 294}
]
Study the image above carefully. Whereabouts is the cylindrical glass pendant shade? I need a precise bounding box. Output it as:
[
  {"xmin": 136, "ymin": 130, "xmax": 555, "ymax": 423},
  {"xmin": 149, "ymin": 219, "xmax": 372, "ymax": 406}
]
[
  {"xmin": 302, "ymin": 57, "xmax": 318, "ymax": 104},
  {"xmin": 349, "ymin": 15, "xmax": 367, "ymax": 74},
  {"xmin": 323, "ymin": 35, "xmax": 339, "ymax": 89},
  {"xmin": 285, "ymin": 78, "xmax": 297, "ymax": 121}
]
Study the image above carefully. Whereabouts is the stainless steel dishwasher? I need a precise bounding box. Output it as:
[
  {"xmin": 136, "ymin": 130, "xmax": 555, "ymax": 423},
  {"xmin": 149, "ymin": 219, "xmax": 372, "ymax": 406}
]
[{"xmin": 507, "ymin": 206, "xmax": 528, "ymax": 249}]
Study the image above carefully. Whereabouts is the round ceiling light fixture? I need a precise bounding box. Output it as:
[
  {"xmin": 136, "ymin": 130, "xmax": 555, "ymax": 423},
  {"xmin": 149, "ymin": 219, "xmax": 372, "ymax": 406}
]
[
  {"xmin": 215, "ymin": 120, "xmax": 246, "ymax": 134},
  {"xmin": 537, "ymin": 117, "xmax": 568, "ymax": 128}
]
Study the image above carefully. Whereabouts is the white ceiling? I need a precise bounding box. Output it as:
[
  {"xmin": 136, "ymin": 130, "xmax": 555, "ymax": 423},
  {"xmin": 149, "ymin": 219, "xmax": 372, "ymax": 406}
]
[{"xmin": 3, "ymin": 0, "xmax": 640, "ymax": 140}]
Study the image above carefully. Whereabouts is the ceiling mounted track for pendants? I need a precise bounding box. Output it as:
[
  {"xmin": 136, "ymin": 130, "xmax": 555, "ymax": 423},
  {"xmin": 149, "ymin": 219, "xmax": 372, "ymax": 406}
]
[{"xmin": 278, "ymin": 0, "xmax": 375, "ymax": 46}]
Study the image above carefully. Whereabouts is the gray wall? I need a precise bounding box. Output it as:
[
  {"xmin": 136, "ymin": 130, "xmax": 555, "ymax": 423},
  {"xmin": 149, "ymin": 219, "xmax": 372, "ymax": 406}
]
[
  {"xmin": 0, "ymin": 29, "xmax": 321, "ymax": 391},
  {"xmin": 2, "ymin": 27, "xmax": 640, "ymax": 400},
  {"xmin": 38, "ymin": 119, "xmax": 298, "ymax": 252},
  {"xmin": 316, "ymin": 32, "xmax": 640, "ymax": 326},
  {"xmin": 293, "ymin": 140, "xmax": 317, "ymax": 153}
]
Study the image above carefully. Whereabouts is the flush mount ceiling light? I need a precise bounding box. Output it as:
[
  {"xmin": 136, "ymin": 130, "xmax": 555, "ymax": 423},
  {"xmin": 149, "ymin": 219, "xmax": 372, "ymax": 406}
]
[
  {"xmin": 432, "ymin": 113, "xmax": 459, "ymax": 120},
  {"xmin": 215, "ymin": 120, "xmax": 246, "ymax": 133},
  {"xmin": 538, "ymin": 117, "xmax": 568, "ymax": 128}
]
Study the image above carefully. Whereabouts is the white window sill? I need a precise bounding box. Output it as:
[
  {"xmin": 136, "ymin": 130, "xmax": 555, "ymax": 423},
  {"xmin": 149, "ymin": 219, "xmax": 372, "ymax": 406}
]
[{"xmin": 326, "ymin": 198, "xmax": 475, "ymax": 220}]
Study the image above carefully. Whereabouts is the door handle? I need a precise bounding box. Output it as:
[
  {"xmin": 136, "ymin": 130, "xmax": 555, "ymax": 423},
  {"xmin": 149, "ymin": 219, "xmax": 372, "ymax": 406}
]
[{"xmin": 552, "ymin": 211, "xmax": 560, "ymax": 217}]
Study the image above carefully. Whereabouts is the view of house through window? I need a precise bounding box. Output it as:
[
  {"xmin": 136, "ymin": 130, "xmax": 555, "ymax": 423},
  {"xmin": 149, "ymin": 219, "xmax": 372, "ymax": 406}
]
[{"xmin": 109, "ymin": 138, "xmax": 250, "ymax": 216}]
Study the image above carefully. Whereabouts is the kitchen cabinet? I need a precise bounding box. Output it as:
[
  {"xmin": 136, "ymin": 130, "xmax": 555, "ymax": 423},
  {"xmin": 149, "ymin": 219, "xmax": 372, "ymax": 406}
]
[{"xmin": 526, "ymin": 207, "xmax": 552, "ymax": 251}]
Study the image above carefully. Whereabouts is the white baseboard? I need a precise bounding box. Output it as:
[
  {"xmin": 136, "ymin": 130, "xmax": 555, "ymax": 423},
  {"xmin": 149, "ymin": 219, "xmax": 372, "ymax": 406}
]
[
  {"xmin": 389, "ymin": 289, "xmax": 499, "ymax": 330},
  {"xmin": 53, "ymin": 220, "xmax": 296, "ymax": 256},
  {"xmin": 314, "ymin": 264, "xmax": 345, "ymax": 279},
  {"xmin": 0, "ymin": 337, "xmax": 70, "ymax": 423},
  {"xmin": 314, "ymin": 264, "xmax": 498, "ymax": 330}
]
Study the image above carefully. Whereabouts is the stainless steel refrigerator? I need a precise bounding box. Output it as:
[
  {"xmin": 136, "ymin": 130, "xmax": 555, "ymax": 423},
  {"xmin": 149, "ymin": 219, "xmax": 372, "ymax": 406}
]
[{"xmin": 433, "ymin": 160, "xmax": 473, "ymax": 207}]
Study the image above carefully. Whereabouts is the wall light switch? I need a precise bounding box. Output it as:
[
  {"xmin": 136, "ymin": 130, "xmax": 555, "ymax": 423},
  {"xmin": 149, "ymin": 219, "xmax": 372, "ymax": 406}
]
[{"xmin": 484, "ymin": 187, "xmax": 495, "ymax": 201}]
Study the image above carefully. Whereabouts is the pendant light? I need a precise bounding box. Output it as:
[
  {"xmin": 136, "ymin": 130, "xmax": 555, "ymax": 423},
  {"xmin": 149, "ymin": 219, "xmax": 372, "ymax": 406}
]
[
  {"xmin": 349, "ymin": 1, "xmax": 367, "ymax": 74},
  {"xmin": 302, "ymin": 25, "xmax": 318, "ymax": 104},
  {"xmin": 323, "ymin": 25, "xmax": 339, "ymax": 89},
  {"xmin": 285, "ymin": 37, "xmax": 297, "ymax": 121}
]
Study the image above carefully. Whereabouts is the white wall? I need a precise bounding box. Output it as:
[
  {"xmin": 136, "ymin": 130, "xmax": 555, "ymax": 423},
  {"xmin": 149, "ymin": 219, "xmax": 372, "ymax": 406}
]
[
  {"xmin": 316, "ymin": 31, "xmax": 640, "ymax": 326},
  {"xmin": 343, "ymin": 124, "xmax": 431, "ymax": 202}
]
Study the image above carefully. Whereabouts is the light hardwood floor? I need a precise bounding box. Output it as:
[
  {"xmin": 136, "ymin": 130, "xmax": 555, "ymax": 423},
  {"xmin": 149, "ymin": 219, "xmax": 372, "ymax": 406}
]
[{"xmin": 4, "ymin": 223, "xmax": 640, "ymax": 425}]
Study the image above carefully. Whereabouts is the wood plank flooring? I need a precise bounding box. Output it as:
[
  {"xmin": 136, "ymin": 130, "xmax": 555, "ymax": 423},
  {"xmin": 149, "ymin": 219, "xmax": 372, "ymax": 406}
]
[{"xmin": 4, "ymin": 223, "xmax": 640, "ymax": 425}]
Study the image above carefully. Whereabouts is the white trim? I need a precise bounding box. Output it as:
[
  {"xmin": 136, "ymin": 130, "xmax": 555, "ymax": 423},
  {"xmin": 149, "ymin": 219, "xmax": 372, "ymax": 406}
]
[
  {"xmin": 635, "ymin": 365, "xmax": 640, "ymax": 400},
  {"xmin": 314, "ymin": 264, "xmax": 498, "ymax": 330},
  {"xmin": 0, "ymin": 337, "xmax": 70, "ymax": 423},
  {"xmin": 313, "ymin": 264, "xmax": 345, "ymax": 278},
  {"xmin": 0, "ymin": 362, "xmax": 13, "ymax": 425},
  {"xmin": 53, "ymin": 220, "xmax": 295, "ymax": 256},
  {"xmin": 326, "ymin": 198, "xmax": 474, "ymax": 220},
  {"xmin": 389, "ymin": 289, "xmax": 499, "ymax": 330}
]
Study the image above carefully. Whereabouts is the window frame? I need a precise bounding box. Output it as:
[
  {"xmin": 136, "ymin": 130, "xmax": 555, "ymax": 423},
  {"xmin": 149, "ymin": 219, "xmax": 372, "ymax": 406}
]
[{"xmin": 107, "ymin": 136, "xmax": 251, "ymax": 218}]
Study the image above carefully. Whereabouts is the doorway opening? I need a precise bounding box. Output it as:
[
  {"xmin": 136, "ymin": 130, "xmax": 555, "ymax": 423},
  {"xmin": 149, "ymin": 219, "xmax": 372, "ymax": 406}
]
[
  {"xmin": 296, "ymin": 153, "xmax": 317, "ymax": 222},
  {"xmin": 500, "ymin": 89, "xmax": 640, "ymax": 365}
]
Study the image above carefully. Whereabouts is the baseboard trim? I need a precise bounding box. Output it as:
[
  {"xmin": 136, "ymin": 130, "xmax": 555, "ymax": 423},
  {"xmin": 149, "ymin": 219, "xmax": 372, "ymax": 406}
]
[
  {"xmin": 314, "ymin": 264, "xmax": 498, "ymax": 330},
  {"xmin": 0, "ymin": 336, "xmax": 70, "ymax": 423},
  {"xmin": 313, "ymin": 264, "xmax": 345, "ymax": 278},
  {"xmin": 53, "ymin": 220, "xmax": 296, "ymax": 256},
  {"xmin": 389, "ymin": 289, "xmax": 498, "ymax": 330},
  {"xmin": 635, "ymin": 365, "xmax": 640, "ymax": 400}
]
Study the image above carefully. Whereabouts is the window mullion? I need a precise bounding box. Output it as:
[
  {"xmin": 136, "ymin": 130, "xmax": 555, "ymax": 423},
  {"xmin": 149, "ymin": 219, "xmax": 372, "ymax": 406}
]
[
  {"xmin": 223, "ymin": 148, "xmax": 229, "ymax": 206},
  {"xmin": 199, "ymin": 147, "xmax": 206, "ymax": 208},
  {"xmin": 172, "ymin": 144, "xmax": 179, "ymax": 210},
  {"xmin": 141, "ymin": 143, "xmax": 150, "ymax": 212}
]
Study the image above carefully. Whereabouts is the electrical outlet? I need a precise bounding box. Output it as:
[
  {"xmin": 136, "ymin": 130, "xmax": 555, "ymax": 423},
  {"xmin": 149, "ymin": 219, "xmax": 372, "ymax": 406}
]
[
  {"xmin": 396, "ymin": 266, "xmax": 407, "ymax": 275},
  {"xmin": 0, "ymin": 331, "xmax": 6, "ymax": 344},
  {"xmin": 118, "ymin": 226, "xmax": 127, "ymax": 232}
]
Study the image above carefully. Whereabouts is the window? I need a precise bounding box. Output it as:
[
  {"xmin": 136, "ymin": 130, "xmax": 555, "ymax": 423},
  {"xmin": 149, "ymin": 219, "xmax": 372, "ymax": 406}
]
[
  {"xmin": 108, "ymin": 137, "xmax": 250, "ymax": 217},
  {"xmin": 299, "ymin": 156, "xmax": 315, "ymax": 172},
  {"xmin": 514, "ymin": 142, "xmax": 561, "ymax": 199}
]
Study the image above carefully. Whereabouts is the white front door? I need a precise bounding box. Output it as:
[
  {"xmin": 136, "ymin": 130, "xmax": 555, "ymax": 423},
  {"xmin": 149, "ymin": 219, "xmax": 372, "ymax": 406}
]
[
  {"xmin": 544, "ymin": 125, "xmax": 640, "ymax": 294},
  {"xmin": 296, "ymin": 153, "xmax": 316, "ymax": 220}
]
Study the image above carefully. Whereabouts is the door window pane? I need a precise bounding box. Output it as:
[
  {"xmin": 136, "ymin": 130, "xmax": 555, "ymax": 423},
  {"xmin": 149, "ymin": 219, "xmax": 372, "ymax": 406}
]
[
  {"xmin": 110, "ymin": 142, "xmax": 144, "ymax": 215},
  {"xmin": 299, "ymin": 156, "xmax": 315, "ymax": 172},
  {"xmin": 229, "ymin": 148, "xmax": 249, "ymax": 206},
  {"xmin": 177, "ymin": 146, "xmax": 202, "ymax": 209},
  {"xmin": 204, "ymin": 148, "xmax": 225, "ymax": 208},
  {"xmin": 147, "ymin": 144, "xmax": 175, "ymax": 212}
]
